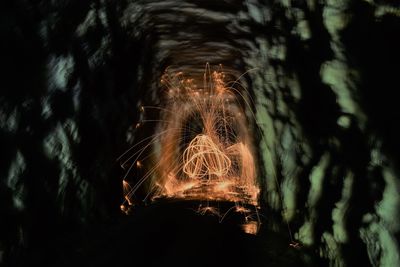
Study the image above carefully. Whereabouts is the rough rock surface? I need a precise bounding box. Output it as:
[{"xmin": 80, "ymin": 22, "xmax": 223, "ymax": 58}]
[{"xmin": 1, "ymin": 0, "xmax": 399, "ymax": 266}]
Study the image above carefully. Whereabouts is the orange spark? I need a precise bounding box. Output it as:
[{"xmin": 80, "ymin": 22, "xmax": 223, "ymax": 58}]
[
  {"xmin": 197, "ymin": 205, "xmax": 221, "ymax": 216},
  {"xmin": 136, "ymin": 161, "xmax": 142, "ymax": 168},
  {"xmin": 118, "ymin": 64, "xmax": 261, "ymax": 233},
  {"xmin": 242, "ymin": 221, "xmax": 260, "ymax": 235}
]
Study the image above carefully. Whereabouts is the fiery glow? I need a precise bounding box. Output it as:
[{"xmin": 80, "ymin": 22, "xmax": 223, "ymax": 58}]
[
  {"xmin": 197, "ymin": 205, "xmax": 221, "ymax": 216},
  {"xmin": 183, "ymin": 134, "xmax": 231, "ymax": 179},
  {"xmin": 242, "ymin": 221, "xmax": 260, "ymax": 235},
  {"xmin": 119, "ymin": 64, "xmax": 260, "ymax": 233}
]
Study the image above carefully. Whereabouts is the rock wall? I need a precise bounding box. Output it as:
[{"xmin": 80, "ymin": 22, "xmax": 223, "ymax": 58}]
[{"xmin": 1, "ymin": 0, "xmax": 399, "ymax": 266}]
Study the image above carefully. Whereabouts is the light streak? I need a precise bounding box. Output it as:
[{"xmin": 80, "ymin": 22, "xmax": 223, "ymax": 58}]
[
  {"xmin": 119, "ymin": 64, "xmax": 261, "ymax": 234},
  {"xmin": 197, "ymin": 205, "xmax": 221, "ymax": 216}
]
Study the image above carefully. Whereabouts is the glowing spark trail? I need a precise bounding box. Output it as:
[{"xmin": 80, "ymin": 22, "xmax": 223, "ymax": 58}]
[
  {"xmin": 119, "ymin": 64, "xmax": 261, "ymax": 233},
  {"xmin": 183, "ymin": 134, "xmax": 231, "ymax": 179}
]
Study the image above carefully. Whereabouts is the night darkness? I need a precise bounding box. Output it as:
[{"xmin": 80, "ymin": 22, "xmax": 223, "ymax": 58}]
[{"xmin": 1, "ymin": 0, "xmax": 400, "ymax": 266}]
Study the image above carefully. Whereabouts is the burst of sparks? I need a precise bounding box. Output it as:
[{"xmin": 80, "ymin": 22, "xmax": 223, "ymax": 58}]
[{"xmin": 119, "ymin": 64, "xmax": 261, "ymax": 234}]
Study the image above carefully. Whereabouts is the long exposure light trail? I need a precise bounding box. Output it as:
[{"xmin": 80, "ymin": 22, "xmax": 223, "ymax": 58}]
[{"xmin": 119, "ymin": 64, "xmax": 261, "ymax": 234}]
